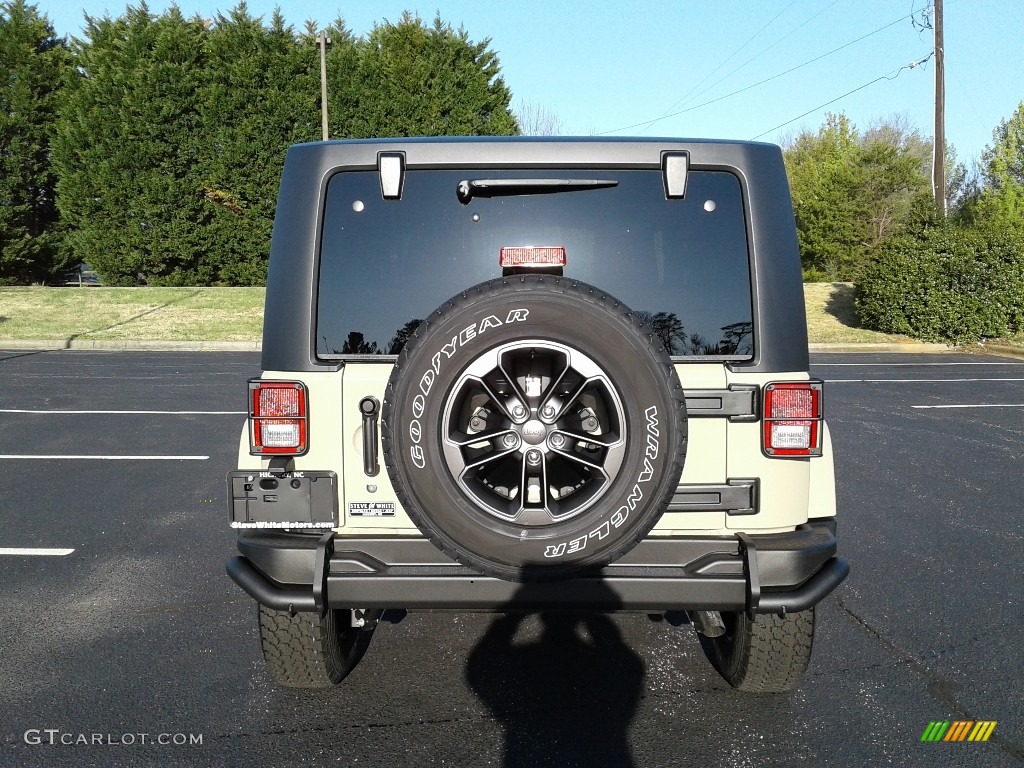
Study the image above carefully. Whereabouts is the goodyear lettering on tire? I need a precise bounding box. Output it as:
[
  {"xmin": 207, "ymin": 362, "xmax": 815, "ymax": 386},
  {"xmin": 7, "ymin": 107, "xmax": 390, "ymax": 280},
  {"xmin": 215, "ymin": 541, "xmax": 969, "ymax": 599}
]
[{"xmin": 408, "ymin": 310, "xmax": 529, "ymax": 469}]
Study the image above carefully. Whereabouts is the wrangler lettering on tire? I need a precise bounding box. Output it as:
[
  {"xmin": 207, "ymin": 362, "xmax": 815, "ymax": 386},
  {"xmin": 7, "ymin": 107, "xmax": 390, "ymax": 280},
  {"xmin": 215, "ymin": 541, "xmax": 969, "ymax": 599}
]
[{"xmin": 381, "ymin": 276, "xmax": 688, "ymax": 582}]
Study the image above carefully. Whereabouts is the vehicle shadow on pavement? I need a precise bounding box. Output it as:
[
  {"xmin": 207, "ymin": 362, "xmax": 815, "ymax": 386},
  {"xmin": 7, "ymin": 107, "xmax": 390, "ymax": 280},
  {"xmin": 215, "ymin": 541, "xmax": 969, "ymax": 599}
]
[{"xmin": 465, "ymin": 582, "xmax": 644, "ymax": 768}]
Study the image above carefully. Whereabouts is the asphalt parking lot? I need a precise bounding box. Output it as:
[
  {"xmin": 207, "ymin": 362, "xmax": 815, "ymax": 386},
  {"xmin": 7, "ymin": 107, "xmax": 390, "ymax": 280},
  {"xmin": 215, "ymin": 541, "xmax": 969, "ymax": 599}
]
[{"xmin": 0, "ymin": 349, "xmax": 1021, "ymax": 767}]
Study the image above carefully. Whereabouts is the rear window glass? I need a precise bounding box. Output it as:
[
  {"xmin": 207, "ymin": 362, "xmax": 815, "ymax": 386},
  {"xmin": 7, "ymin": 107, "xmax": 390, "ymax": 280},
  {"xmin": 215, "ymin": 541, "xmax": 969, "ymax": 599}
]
[{"xmin": 317, "ymin": 169, "xmax": 753, "ymax": 360}]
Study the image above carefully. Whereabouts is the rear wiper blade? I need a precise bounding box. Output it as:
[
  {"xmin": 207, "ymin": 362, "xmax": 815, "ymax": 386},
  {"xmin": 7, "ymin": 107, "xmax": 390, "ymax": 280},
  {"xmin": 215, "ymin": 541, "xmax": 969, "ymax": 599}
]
[{"xmin": 457, "ymin": 178, "xmax": 618, "ymax": 204}]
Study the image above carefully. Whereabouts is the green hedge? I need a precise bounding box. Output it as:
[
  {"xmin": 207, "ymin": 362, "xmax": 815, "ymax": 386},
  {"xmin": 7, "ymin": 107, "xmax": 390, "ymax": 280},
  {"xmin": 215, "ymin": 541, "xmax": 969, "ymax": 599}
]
[{"xmin": 855, "ymin": 225, "xmax": 1024, "ymax": 344}]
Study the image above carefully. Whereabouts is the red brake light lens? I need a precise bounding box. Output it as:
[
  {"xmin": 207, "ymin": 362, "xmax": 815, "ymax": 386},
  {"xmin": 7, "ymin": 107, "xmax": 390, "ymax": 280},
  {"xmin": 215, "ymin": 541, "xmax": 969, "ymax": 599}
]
[
  {"xmin": 763, "ymin": 382, "xmax": 823, "ymax": 457},
  {"xmin": 249, "ymin": 381, "xmax": 308, "ymax": 455},
  {"xmin": 499, "ymin": 246, "xmax": 566, "ymax": 268}
]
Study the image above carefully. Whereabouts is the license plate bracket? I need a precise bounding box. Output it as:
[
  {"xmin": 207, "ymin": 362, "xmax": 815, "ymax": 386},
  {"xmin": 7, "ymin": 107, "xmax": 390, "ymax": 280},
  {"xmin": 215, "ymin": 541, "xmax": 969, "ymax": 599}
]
[{"xmin": 227, "ymin": 470, "xmax": 338, "ymax": 529}]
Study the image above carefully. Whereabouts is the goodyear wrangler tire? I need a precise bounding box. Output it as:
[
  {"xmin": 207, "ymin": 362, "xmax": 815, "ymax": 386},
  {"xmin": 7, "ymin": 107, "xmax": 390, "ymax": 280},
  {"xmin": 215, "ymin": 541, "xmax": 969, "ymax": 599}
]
[
  {"xmin": 257, "ymin": 606, "xmax": 371, "ymax": 689},
  {"xmin": 699, "ymin": 608, "xmax": 816, "ymax": 693},
  {"xmin": 381, "ymin": 276, "xmax": 687, "ymax": 582}
]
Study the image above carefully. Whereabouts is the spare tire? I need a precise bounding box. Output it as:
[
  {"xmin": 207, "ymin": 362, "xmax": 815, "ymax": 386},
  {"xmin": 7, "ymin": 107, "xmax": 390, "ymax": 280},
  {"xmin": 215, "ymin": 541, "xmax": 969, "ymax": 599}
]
[{"xmin": 381, "ymin": 276, "xmax": 687, "ymax": 581}]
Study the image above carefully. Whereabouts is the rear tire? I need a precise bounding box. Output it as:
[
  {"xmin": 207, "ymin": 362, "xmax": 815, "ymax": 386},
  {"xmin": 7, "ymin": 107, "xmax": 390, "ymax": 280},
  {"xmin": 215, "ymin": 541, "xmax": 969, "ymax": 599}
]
[
  {"xmin": 258, "ymin": 605, "xmax": 371, "ymax": 689},
  {"xmin": 699, "ymin": 608, "xmax": 815, "ymax": 693}
]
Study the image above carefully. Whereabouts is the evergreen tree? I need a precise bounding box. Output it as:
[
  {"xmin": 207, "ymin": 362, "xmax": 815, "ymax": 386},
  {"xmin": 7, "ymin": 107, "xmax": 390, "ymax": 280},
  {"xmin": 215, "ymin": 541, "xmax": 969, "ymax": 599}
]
[
  {"xmin": 53, "ymin": 6, "xmax": 520, "ymax": 286},
  {"xmin": 335, "ymin": 12, "xmax": 518, "ymax": 139},
  {"xmin": 972, "ymin": 102, "xmax": 1024, "ymax": 227},
  {"xmin": 784, "ymin": 114, "xmax": 866, "ymax": 280},
  {"xmin": 783, "ymin": 113, "xmax": 932, "ymax": 280},
  {"xmin": 320, "ymin": 17, "xmax": 361, "ymax": 140},
  {"xmin": 53, "ymin": 5, "xmax": 209, "ymax": 285},
  {"xmin": 859, "ymin": 116, "xmax": 933, "ymax": 245},
  {"xmin": 0, "ymin": 0, "xmax": 71, "ymax": 284},
  {"xmin": 200, "ymin": 4, "xmax": 318, "ymax": 284}
]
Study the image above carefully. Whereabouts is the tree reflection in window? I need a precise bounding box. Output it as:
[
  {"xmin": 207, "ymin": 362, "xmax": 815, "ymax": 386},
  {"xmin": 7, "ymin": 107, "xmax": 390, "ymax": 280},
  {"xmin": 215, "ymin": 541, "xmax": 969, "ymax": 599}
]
[
  {"xmin": 718, "ymin": 321, "xmax": 753, "ymax": 356},
  {"xmin": 684, "ymin": 321, "xmax": 753, "ymax": 356},
  {"xmin": 341, "ymin": 332, "xmax": 378, "ymax": 354},
  {"xmin": 322, "ymin": 320, "xmax": 424, "ymax": 356},
  {"xmin": 637, "ymin": 313, "xmax": 751, "ymax": 357},
  {"xmin": 635, "ymin": 311, "xmax": 687, "ymax": 356},
  {"xmin": 387, "ymin": 319, "xmax": 422, "ymax": 354},
  {"xmin": 327, "ymin": 317, "xmax": 751, "ymax": 359}
]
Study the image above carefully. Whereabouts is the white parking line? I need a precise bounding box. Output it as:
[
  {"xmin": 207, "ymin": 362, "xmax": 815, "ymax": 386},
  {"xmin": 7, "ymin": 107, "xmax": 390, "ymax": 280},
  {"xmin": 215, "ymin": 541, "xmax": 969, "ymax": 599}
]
[
  {"xmin": 0, "ymin": 410, "xmax": 244, "ymax": 415},
  {"xmin": 826, "ymin": 378, "xmax": 1024, "ymax": 383},
  {"xmin": 815, "ymin": 362, "xmax": 1024, "ymax": 366},
  {"xmin": 911, "ymin": 404, "xmax": 1024, "ymax": 409},
  {"xmin": 2, "ymin": 373, "xmax": 240, "ymax": 380},
  {"xmin": 0, "ymin": 548, "xmax": 75, "ymax": 556},
  {"xmin": 0, "ymin": 455, "xmax": 209, "ymax": 460}
]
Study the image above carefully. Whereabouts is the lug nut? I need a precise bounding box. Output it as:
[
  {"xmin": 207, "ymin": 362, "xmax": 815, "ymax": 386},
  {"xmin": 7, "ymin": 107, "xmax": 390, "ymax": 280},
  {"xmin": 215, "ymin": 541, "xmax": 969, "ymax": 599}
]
[
  {"xmin": 549, "ymin": 433, "xmax": 566, "ymax": 449},
  {"xmin": 526, "ymin": 449, "xmax": 542, "ymax": 466},
  {"xmin": 540, "ymin": 405, "xmax": 556, "ymax": 419},
  {"xmin": 511, "ymin": 404, "xmax": 527, "ymax": 420},
  {"xmin": 502, "ymin": 434, "xmax": 519, "ymax": 449}
]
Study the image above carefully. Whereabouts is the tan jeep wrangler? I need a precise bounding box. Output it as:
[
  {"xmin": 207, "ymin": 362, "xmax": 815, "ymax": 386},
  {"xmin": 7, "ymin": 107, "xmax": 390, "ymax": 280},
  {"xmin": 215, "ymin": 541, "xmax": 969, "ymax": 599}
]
[{"xmin": 227, "ymin": 137, "xmax": 848, "ymax": 693}]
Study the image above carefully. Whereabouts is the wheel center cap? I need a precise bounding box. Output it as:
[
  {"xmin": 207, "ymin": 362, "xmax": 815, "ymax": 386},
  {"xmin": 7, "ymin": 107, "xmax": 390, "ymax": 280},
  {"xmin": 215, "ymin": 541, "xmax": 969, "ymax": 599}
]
[{"xmin": 520, "ymin": 419, "xmax": 547, "ymax": 445}]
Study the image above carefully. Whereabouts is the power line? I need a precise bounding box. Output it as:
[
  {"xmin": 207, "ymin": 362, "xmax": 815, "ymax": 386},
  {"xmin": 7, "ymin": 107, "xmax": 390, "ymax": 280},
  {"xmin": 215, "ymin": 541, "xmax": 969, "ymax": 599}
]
[
  {"xmin": 685, "ymin": 0, "xmax": 844, "ymax": 110},
  {"xmin": 599, "ymin": 11, "xmax": 914, "ymax": 136},
  {"xmin": 910, "ymin": 0, "xmax": 933, "ymax": 34},
  {"xmin": 651, "ymin": 0, "xmax": 799, "ymax": 126},
  {"xmin": 749, "ymin": 52, "xmax": 934, "ymax": 140}
]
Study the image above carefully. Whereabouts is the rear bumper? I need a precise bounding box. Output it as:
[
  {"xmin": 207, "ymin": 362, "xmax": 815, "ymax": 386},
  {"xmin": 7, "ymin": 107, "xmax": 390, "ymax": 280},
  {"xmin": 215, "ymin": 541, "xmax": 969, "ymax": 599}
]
[{"xmin": 227, "ymin": 520, "xmax": 848, "ymax": 615}]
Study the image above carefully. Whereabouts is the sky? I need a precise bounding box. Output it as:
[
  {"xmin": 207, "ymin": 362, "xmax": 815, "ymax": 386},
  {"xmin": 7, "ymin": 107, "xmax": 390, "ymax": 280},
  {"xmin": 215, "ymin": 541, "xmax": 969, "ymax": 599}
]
[{"xmin": 37, "ymin": 0, "xmax": 1024, "ymax": 164}]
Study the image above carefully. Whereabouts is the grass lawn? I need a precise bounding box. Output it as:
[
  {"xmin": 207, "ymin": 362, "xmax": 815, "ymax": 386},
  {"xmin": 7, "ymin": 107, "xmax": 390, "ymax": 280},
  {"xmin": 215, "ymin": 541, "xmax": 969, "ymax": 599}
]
[
  {"xmin": 0, "ymin": 287, "xmax": 264, "ymax": 341},
  {"xmin": 988, "ymin": 332, "xmax": 1024, "ymax": 348},
  {"xmin": 0, "ymin": 283, "xmax": 931, "ymax": 345},
  {"xmin": 802, "ymin": 282, "xmax": 920, "ymax": 344}
]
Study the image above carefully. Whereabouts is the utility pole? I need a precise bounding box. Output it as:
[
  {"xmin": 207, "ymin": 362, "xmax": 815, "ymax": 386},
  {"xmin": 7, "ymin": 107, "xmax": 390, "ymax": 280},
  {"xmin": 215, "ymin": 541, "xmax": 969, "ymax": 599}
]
[
  {"xmin": 932, "ymin": 0, "xmax": 946, "ymax": 214},
  {"xmin": 318, "ymin": 31, "xmax": 331, "ymax": 141}
]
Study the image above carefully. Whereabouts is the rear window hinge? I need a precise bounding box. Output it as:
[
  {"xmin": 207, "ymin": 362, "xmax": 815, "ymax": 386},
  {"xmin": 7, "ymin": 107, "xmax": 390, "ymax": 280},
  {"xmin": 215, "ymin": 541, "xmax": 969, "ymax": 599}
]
[{"xmin": 379, "ymin": 152, "xmax": 406, "ymax": 200}]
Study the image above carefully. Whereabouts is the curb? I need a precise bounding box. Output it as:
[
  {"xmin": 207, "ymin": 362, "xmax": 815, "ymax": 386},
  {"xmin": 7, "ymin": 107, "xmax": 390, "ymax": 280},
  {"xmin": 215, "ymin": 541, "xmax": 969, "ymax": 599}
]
[
  {"xmin": 967, "ymin": 343, "xmax": 1024, "ymax": 361},
  {"xmin": 0, "ymin": 339, "xmax": 262, "ymax": 352},
  {"xmin": 808, "ymin": 342, "xmax": 951, "ymax": 353}
]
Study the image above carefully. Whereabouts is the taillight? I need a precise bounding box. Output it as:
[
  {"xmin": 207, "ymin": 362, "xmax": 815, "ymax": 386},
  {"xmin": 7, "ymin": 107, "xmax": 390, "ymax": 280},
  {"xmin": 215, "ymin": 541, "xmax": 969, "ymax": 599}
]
[
  {"xmin": 249, "ymin": 380, "xmax": 308, "ymax": 455},
  {"xmin": 762, "ymin": 381, "xmax": 823, "ymax": 457}
]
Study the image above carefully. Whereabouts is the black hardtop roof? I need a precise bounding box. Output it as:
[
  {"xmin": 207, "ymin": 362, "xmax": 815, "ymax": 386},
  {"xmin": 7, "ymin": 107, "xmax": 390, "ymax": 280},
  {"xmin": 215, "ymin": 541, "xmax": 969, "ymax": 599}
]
[
  {"xmin": 292, "ymin": 135, "xmax": 779, "ymax": 149},
  {"xmin": 284, "ymin": 136, "xmax": 782, "ymax": 169}
]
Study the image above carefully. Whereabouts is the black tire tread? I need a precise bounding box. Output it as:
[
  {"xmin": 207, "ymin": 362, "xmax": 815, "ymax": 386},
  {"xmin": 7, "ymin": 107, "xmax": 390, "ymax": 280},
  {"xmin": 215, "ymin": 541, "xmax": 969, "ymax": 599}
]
[
  {"xmin": 704, "ymin": 608, "xmax": 815, "ymax": 694},
  {"xmin": 257, "ymin": 605, "xmax": 366, "ymax": 689}
]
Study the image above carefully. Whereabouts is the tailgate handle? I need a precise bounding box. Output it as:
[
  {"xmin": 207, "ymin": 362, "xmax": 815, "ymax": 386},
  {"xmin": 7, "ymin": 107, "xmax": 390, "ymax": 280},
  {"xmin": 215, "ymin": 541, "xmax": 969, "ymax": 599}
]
[{"xmin": 359, "ymin": 397, "xmax": 380, "ymax": 477}]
